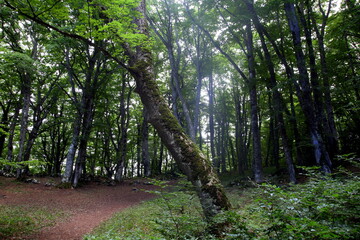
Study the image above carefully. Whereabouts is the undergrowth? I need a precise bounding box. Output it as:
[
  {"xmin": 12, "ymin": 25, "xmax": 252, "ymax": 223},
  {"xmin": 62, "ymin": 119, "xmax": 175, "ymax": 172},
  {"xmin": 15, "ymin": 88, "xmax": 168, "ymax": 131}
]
[
  {"xmin": 0, "ymin": 205, "xmax": 61, "ymax": 239},
  {"xmin": 86, "ymin": 159, "xmax": 360, "ymax": 240}
]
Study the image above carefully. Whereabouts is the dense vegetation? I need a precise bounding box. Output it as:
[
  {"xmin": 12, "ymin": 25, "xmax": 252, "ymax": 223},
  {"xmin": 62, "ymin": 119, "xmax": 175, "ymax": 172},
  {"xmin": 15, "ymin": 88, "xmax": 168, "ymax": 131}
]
[
  {"xmin": 85, "ymin": 165, "xmax": 360, "ymax": 240},
  {"xmin": 1, "ymin": 163, "xmax": 359, "ymax": 239},
  {"xmin": 0, "ymin": 0, "xmax": 359, "ymax": 238}
]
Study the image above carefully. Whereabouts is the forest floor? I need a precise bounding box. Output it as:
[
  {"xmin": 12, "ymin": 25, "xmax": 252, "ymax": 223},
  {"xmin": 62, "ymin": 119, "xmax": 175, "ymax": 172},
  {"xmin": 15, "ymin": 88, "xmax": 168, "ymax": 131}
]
[{"xmin": 0, "ymin": 176, "xmax": 160, "ymax": 240}]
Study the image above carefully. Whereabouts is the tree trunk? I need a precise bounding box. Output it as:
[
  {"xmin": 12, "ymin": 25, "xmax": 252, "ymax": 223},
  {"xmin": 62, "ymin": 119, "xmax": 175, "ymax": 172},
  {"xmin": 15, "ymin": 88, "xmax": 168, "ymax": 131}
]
[
  {"xmin": 73, "ymin": 94, "xmax": 95, "ymax": 187},
  {"xmin": 136, "ymin": 122, "xmax": 142, "ymax": 177},
  {"xmin": 310, "ymin": 1, "xmax": 338, "ymax": 158},
  {"xmin": 147, "ymin": 5, "xmax": 195, "ymax": 140},
  {"xmin": 0, "ymin": 104, "xmax": 11, "ymax": 158},
  {"xmin": 234, "ymin": 90, "xmax": 247, "ymax": 175},
  {"xmin": 142, "ymin": 108, "xmax": 151, "ymax": 177},
  {"xmin": 6, "ymin": 103, "xmax": 20, "ymax": 171},
  {"xmin": 193, "ymin": 28, "xmax": 204, "ymax": 140},
  {"xmin": 245, "ymin": 19, "xmax": 263, "ymax": 183},
  {"xmin": 208, "ymin": 57, "xmax": 217, "ymax": 168},
  {"xmin": 115, "ymin": 76, "xmax": 131, "ymax": 182},
  {"xmin": 284, "ymin": 1, "xmax": 332, "ymax": 173},
  {"xmin": 127, "ymin": 0, "xmax": 231, "ymax": 221},
  {"xmin": 16, "ymin": 73, "xmax": 31, "ymax": 179},
  {"xmin": 62, "ymin": 116, "xmax": 81, "ymax": 183},
  {"xmin": 245, "ymin": 0, "xmax": 296, "ymax": 183}
]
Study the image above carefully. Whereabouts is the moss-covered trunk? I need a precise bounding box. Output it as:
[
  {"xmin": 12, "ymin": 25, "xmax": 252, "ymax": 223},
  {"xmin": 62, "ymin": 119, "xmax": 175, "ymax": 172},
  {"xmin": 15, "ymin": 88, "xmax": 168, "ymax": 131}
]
[{"xmin": 128, "ymin": 0, "xmax": 231, "ymax": 220}]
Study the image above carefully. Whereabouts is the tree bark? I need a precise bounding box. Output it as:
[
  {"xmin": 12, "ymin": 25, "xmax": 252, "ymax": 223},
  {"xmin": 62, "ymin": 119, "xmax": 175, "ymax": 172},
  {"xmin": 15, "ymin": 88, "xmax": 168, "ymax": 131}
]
[
  {"xmin": 147, "ymin": 2, "xmax": 195, "ymax": 140},
  {"xmin": 127, "ymin": 0, "xmax": 231, "ymax": 220},
  {"xmin": 115, "ymin": 75, "xmax": 131, "ymax": 182},
  {"xmin": 244, "ymin": 19, "xmax": 263, "ymax": 183},
  {"xmin": 141, "ymin": 108, "xmax": 151, "ymax": 177},
  {"xmin": 6, "ymin": 103, "xmax": 20, "ymax": 168},
  {"xmin": 284, "ymin": 1, "xmax": 332, "ymax": 173},
  {"xmin": 16, "ymin": 73, "xmax": 31, "ymax": 179},
  {"xmin": 310, "ymin": 0, "xmax": 338, "ymax": 158},
  {"xmin": 62, "ymin": 115, "xmax": 81, "ymax": 183},
  {"xmin": 245, "ymin": 0, "xmax": 296, "ymax": 183},
  {"xmin": 0, "ymin": 103, "xmax": 11, "ymax": 158},
  {"xmin": 208, "ymin": 57, "xmax": 217, "ymax": 168}
]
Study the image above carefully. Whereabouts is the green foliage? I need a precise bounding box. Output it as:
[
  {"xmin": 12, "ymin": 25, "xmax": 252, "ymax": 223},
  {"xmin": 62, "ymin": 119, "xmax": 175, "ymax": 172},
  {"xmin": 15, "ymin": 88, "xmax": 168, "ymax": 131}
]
[
  {"xmin": 210, "ymin": 210, "xmax": 255, "ymax": 240},
  {"xmin": 1, "ymin": 50, "xmax": 36, "ymax": 75},
  {"xmin": 85, "ymin": 169, "xmax": 360, "ymax": 240},
  {"xmin": 0, "ymin": 124, "xmax": 9, "ymax": 136},
  {"xmin": 147, "ymin": 180, "xmax": 207, "ymax": 239},
  {"xmin": 0, "ymin": 205, "xmax": 60, "ymax": 239},
  {"xmin": 86, "ymin": 179, "xmax": 254, "ymax": 240},
  {"xmin": 243, "ymin": 169, "xmax": 360, "ymax": 239},
  {"xmin": 0, "ymin": 158, "xmax": 47, "ymax": 169}
]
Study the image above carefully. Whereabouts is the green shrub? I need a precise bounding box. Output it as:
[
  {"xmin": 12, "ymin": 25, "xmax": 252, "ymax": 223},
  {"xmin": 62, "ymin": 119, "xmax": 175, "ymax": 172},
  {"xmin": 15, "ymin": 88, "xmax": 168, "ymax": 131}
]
[{"xmin": 246, "ymin": 167, "xmax": 360, "ymax": 239}]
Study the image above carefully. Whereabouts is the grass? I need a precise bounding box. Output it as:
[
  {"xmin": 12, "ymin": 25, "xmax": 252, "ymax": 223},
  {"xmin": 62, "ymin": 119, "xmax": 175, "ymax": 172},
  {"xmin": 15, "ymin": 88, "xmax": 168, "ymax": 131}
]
[
  {"xmin": 85, "ymin": 181, "xmax": 206, "ymax": 240},
  {"xmin": 0, "ymin": 205, "xmax": 64, "ymax": 239},
  {"xmin": 84, "ymin": 185, "xmax": 264, "ymax": 240},
  {"xmin": 84, "ymin": 200, "xmax": 164, "ymax": 240},
  {"xmin": 84, "ymin": 167, "xmax": 360, "ymax": 240}
]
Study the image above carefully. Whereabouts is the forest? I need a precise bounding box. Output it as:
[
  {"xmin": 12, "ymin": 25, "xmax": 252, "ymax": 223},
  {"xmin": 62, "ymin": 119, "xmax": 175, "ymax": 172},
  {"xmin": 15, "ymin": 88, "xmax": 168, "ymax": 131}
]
[{"xmin": 0, "ymin": 0, "xmax": 359, "ymax": 239}]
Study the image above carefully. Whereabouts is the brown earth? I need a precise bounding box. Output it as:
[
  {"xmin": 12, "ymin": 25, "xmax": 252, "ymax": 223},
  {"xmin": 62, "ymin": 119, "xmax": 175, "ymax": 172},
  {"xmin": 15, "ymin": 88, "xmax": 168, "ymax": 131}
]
[{"xmin": 0, "ymin": 176, "xmax": 159, "ymax": 240}]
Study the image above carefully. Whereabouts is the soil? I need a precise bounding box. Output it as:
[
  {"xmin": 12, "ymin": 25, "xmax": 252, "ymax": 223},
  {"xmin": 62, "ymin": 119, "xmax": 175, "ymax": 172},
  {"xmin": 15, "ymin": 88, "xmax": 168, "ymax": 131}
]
[{"xmin": 0, "ymin": 176, "xmax": 160, "ymax": 240}]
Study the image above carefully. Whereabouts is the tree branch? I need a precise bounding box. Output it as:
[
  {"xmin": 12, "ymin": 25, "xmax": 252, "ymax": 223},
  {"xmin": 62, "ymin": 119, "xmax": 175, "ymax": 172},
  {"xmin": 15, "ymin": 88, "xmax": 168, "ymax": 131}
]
[{"xmin": 3, "ymin": 0, "xmax": 131, "ymax": 73}]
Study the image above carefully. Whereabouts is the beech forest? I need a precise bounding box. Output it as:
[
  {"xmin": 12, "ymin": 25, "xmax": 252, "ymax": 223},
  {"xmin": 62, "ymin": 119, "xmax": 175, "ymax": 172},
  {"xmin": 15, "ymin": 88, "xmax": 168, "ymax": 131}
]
[{"xmin": 0, "ymin": 0, "xmax": 359, "ymax": 239}]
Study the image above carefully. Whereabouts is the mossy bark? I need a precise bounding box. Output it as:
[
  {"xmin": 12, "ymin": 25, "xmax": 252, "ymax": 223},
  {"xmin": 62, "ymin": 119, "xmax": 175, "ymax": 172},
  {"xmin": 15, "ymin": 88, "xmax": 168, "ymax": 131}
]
[
  {"xmin": 128, "ymin": 0, "xmax": 231, "ymax": 220},
  {"xmin": 130, "ymin": 57, "xmax": 231, "ymax": 218}
]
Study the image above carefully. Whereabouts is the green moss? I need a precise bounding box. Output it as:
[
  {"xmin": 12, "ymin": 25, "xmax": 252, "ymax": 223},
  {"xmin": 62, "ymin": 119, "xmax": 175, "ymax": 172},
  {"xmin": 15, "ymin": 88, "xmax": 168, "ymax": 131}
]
[{"xmin": 158, "ymin": 103, "xmax": 184, "ymax": 134}]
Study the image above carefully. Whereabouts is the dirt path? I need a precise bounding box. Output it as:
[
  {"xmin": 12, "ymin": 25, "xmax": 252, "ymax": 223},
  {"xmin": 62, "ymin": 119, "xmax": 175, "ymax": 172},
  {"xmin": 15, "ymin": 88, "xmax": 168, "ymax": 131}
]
[{"xmin": 0, "ymin": 177, "xmax": 158, "ymax": 240}]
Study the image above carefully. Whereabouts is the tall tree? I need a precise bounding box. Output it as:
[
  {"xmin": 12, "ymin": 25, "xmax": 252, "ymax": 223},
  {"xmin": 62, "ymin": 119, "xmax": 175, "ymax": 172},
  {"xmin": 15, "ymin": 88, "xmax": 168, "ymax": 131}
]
[{"xmin": 284, "ymin": 1, "xmax": 332, "ymax": 173}]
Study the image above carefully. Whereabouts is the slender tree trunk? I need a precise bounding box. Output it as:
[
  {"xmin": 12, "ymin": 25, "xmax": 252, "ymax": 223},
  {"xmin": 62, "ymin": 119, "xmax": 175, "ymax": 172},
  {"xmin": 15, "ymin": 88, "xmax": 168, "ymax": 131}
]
[
  {"xmin": 73, "ymin": 96, "xmax": 94, "ymax": 187},
  {"xmin": 220, "ymin": 118, "xmax": 226, "ymax": 173},
  {"xmin": 234, "ymin": 91, "xmax": 246, "ymax": 175},
  {"xmin": 136, "ymin": 122, "xmax": 142, "ymax": 177},
  {"xmin": 147, "ymin": 7, "xmax": 195, "ymax": 140},
  {"xmin": 22, "ymin": 120, "xmax": 42, "ymax": 163},
  {"xmin": 158, "ymin": 141, "xmax": 164, "ymax": 174},
  {"xmin": 289, "ymin": 87, "xmax": 304, "ymax": 165},
  {"xmin": 115, "ymin": 75, "xmax": 130, "ymax": 182},
  {"xmin": 208, "ymin": 58, "xmax": 217, "ymax": 168},
  {"xmin": 310, "ymin": 0, "xmax": 338, "ymax": 158},
  {"xmin": 245, "ymin": 19, "xmax": 263, "ymax": 183},
  {"xmin": 0, "ymin": 104, "xmax": 10, "ymax": 158},
  {"xmin": 6, "ymin": 104, "xmax": 20, "ymax": 171},
  {"xmin": 142, "ymin": 108, "xmax": 151, "ymax": 177},
  {"xmin": 193, "ymin": 30, "xmax": 203, "ymax": 140},
  {"xmin": 245, "ymin": 0, "xmax": 296, "ymax": 182},
  {"xmin": 284, "ymin": 1, "xmax": 332, "ymax": 173},
  {"xmin": 16, "ymin": 74, "xmax": 31, "ymax": 179}
]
